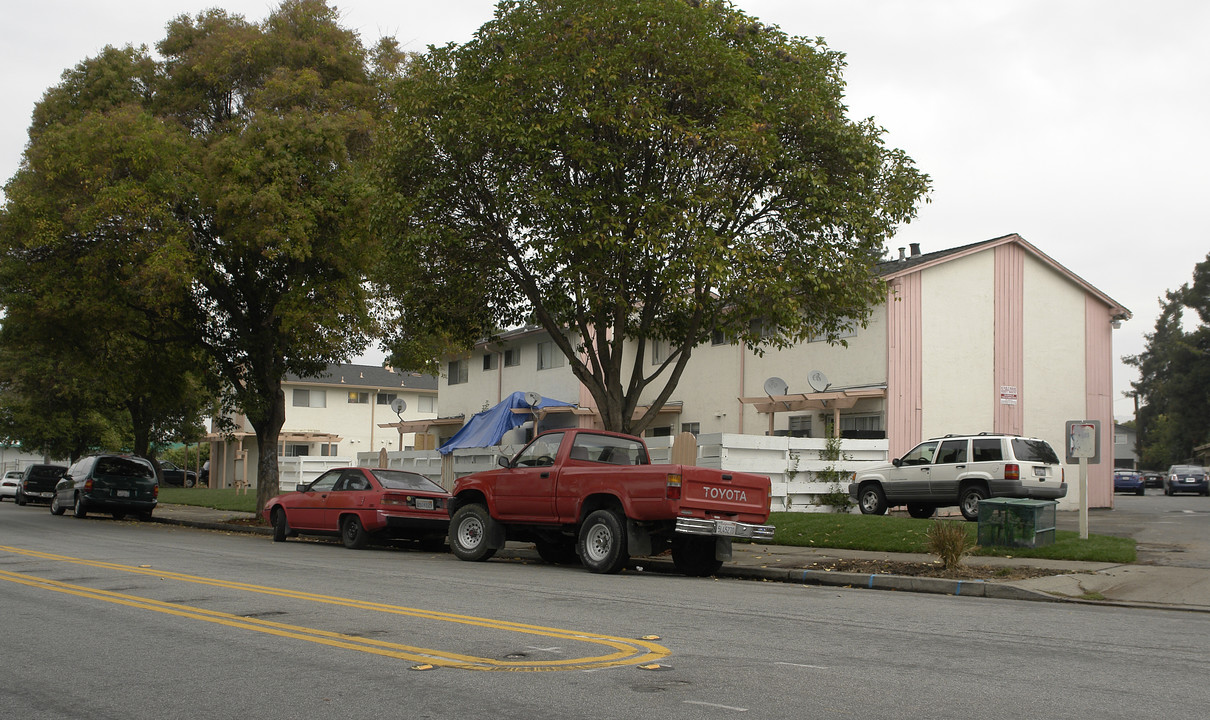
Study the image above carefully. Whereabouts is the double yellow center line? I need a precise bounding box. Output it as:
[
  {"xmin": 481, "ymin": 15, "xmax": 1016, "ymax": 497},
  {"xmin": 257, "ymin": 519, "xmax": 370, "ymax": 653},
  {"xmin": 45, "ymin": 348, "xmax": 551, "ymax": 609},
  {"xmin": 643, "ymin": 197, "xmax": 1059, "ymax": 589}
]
[{"xmin": 0, "ymin": 546, "xmax": 669, "ymax": 671}]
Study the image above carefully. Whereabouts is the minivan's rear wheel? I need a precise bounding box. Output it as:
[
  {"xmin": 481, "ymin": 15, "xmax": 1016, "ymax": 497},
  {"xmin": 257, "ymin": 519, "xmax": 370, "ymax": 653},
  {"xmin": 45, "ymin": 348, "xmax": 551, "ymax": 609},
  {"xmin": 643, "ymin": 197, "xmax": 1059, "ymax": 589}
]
[
  {"xmin": 50, "ymin": 495, "xmax": 66, "ymax": 516},
  {"xmin": 857, "ymin": 484, "xmax": 888, "ymax": 515},
  {"xmin": 73, "ymin": 494, "xmax": 88, "ymax": 518},
  {"xmin": 959, "ymin": 485, "xmax": 988, "ymax": 521}
]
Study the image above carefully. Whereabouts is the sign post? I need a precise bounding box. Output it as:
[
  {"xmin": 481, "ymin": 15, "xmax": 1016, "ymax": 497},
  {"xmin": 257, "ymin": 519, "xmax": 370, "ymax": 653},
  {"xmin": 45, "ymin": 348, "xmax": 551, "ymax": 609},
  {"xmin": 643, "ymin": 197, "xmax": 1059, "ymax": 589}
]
[{"xmin": 1065, "ymin": 420, "xmax": 1101, "ymax": 540}]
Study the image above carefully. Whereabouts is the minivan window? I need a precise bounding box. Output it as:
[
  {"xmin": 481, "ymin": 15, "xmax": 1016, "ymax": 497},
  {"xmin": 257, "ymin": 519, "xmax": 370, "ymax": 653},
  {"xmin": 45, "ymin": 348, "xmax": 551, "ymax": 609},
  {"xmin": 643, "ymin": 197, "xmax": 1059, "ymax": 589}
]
[
  {"xmin": 1011, "ymin": 439, "xmax": 1060, "ymax": 465},
  {"xmin": 95, "ymin": 457, "xmax": 155, "ymax": 479}
]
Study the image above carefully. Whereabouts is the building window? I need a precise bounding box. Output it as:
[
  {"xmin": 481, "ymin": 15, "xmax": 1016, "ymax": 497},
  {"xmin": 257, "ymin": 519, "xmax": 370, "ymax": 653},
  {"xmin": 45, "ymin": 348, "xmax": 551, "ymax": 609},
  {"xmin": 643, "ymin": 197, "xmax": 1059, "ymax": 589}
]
[
  {"xmin": 292, "ymin": 389, "xmax": 325, "ymax": 408},
  {"xmin": 376, "ymin": 393, "xmax": 397, "ymax": 405},
  {"xmin": 809, "ymin": 319, "xmax": 858, "ymax": 343},
  {"xmin": 448, "ymin": 359, "xmax": 469, "ymax": 385},
  {"xmin": 417, "ymin": 395, "xmax": 436, "ymax": 413},
  {"xmin": 319, "ymin": 443, "xmax": 338, "ymax": 457},
  {"xmin": 839, "ymin": 414, "xmax": 881, "ymax": 433},
  {"xmin": 504, "ymin": 348, "xmax": 520, "ymax": 367},
  {"xmin": 788, "ymin": 415, "xmax": 812, "ymax": 438},
  {"xmin": 347, "ymin": 391, "xmax": 369, "ymax": 404},
  {"xmin": 537, "ymin": 341, "xmax": 564, "ymax": 370},
  {"xmin": 483, "ymin": 353, "xmax": 498, "ymax": 371},
  {"xmin": 651, "ymin": 339, "xmax": 668, "ymax": 365},
  {"xmin": 681, "ymin": 422, "xmax": 700, "ymax": 436},
  {"xmin": 284, "ymin": 443, "xmax": 310, "ymax": 457},
  {"xmin": 647, "ymin": 426, "xmax": 672, "ymax": 438},
  {"xmin": 711, "ymin": 329, "xmax": 729, "ymax": 346}
]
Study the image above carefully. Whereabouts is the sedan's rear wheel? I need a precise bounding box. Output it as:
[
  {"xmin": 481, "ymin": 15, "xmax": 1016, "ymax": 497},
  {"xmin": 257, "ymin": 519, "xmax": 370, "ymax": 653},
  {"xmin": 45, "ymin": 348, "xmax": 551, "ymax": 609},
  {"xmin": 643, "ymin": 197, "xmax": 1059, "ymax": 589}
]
[{"xmin": 341, "ymin": 515, "xmax": 370, "ymax": 549}]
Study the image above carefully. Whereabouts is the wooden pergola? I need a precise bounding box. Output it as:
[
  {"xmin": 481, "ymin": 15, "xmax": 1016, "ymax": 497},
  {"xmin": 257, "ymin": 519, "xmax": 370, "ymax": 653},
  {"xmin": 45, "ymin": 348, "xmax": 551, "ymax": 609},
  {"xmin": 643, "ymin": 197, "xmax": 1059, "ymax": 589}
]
[{"xmin": 737, "ymin": 387, "xmax": 886, "ymax": 437}]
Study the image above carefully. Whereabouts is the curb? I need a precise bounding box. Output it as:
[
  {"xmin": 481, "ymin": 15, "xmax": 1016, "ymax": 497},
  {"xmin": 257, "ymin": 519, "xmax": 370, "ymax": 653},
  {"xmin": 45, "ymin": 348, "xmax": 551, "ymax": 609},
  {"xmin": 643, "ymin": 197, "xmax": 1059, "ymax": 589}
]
[{"xmin": 151, "ymin": 514, "xmax": 1205, "ymax": 612}]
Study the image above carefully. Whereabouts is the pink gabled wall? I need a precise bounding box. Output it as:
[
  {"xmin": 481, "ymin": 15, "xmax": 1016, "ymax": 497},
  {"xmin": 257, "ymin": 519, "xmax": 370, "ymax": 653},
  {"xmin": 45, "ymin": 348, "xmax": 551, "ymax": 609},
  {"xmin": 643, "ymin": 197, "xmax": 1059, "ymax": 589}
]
[
  {"xmin": 1085, "ymin": 296, "xmax": 1115, "ymax": 508},
  {"xmin": 993, "ymin": 244, "xmax": 1025, "ymax": 434},
  {"xmin": 886, "ymin": 275, "xmax": 923, "ymax": 459}
]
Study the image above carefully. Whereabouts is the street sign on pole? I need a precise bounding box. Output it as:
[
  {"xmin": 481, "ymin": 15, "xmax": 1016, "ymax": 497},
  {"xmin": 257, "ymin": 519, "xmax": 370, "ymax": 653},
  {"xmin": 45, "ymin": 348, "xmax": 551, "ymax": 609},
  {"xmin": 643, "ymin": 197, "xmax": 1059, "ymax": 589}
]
[{"xmin": 1065, "ymin": 420, "xmax": 1101, "ymax": 540}]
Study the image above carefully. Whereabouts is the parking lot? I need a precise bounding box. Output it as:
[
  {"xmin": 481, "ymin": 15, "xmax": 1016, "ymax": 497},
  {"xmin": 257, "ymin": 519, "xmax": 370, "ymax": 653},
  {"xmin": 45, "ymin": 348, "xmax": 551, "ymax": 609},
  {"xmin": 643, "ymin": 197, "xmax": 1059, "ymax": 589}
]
[{"xmin": 1060, "ymin": 492, "xmax": 1210, "ymax": 569}]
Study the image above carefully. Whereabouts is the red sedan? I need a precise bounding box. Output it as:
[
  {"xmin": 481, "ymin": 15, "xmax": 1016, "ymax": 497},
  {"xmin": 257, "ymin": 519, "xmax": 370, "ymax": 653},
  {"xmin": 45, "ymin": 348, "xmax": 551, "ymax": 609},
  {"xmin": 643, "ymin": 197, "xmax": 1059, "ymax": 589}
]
[{"xmin": 262, "ymin": 467, "xmax": 451, "ymax": 549}]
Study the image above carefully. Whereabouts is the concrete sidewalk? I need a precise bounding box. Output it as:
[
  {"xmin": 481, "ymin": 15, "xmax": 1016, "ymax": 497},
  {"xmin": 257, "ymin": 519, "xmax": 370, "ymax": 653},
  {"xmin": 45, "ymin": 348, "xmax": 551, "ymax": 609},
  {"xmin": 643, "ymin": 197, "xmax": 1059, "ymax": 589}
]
[{"xmin": 151, "ymin": 504, "xmax": 1210, "ymax": 613}]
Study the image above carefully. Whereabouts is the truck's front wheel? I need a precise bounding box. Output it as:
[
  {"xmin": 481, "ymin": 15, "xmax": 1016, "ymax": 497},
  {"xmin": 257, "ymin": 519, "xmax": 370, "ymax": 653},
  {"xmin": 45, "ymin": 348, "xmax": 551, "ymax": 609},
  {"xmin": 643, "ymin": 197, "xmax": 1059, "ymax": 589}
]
[
  {"xmin": 449, "ymin": 504, "xmax": 498, "ymax": 562},
  {"xmin": 577, "ymin": 510, "xmax": 628, "ymax": 574}
]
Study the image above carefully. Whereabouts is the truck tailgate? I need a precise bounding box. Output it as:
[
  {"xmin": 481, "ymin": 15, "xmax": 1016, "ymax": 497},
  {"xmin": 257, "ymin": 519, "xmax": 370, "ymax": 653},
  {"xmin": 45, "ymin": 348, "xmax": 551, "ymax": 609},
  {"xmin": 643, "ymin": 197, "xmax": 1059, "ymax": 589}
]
[{"xmin": 679, "ymin": 467, "xmax": 771, "ymax": 522}]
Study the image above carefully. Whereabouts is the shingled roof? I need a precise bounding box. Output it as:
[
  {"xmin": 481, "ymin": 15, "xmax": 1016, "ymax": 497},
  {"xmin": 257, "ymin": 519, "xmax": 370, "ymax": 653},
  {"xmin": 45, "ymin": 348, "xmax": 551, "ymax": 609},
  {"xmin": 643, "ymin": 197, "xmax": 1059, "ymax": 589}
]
[{"xmin": 285, "ymin": 363, "xmax": 438, "ymax": 391}]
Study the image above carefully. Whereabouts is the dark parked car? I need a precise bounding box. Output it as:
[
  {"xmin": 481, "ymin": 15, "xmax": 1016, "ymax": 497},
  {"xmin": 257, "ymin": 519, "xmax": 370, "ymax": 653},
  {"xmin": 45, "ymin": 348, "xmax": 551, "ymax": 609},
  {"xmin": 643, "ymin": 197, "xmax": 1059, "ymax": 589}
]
[
  {"xmin": 158, "ymin": 460, "xmax": 198, "ymax": 488},
  {"xmin": 51, "ymin": 454, "xmax": 158, "ymax": 520},
  {"xmin": 1113, "ymin": 470, "xmax": 1145, "ymax": 495},
  {"xmin": 262, "ymin": 467, "xmax": 451, "ymax": 549},
  {"xmin": 1141, "ymin": 472, "xmax": 1165, "ymax": 489},
  {"xmin": 15, "ymin": 464, "xmax": 67, "ymax": 505},
  {"xmin": 1164, "ymin": 465, "xmax": 1208, "ymax": 496}
]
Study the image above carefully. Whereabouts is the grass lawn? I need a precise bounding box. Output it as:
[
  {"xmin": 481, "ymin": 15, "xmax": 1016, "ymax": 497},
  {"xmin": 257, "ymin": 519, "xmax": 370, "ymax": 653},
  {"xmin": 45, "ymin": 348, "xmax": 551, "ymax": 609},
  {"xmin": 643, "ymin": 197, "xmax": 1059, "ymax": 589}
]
[
  {"xmin": 160, "ymin": 487, "xmax": 261, "ymax": 514},
  {"xmin": 764, "ymin": 511, "xmax": 1136, "ymax": 564}
]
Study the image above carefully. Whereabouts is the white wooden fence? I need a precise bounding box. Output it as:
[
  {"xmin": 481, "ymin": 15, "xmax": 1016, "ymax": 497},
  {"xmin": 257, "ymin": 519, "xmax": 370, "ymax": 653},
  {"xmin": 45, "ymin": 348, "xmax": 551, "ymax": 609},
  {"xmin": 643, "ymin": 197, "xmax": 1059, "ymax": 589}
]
[{"xmin": 355, "ymin": 433, "xmax": 890, "ymax": 513}]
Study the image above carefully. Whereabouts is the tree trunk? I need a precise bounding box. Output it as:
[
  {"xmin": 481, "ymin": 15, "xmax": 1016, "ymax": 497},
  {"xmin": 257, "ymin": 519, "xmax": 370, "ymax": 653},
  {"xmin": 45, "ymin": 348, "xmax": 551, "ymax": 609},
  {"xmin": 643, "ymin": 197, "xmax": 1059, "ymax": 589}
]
[{"xmin": 252, "ymin": 384, "xmax": 287, "ymax": 512}]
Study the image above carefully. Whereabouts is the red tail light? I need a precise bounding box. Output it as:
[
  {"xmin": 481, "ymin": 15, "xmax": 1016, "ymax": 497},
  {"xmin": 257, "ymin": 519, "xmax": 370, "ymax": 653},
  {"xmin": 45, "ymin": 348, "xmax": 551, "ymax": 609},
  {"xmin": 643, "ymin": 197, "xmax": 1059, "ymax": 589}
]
[
  {"xmin": 153, "ymin": 485, "xmax": 159, "ymax": 498},
  {"xmin": 84, "ymin": 479, "xmax": 93, "ymax": 491},
  {"xmin": 1005, "ymin": 464, "xmax": 1019, "ymax": 481},
  {"xmin": 382, "ymin": 494, "xmax": 407, "ymax": 506},
  {"xmin": 666, "ymin": 473, "xmax": 682, "ymax": 500}
]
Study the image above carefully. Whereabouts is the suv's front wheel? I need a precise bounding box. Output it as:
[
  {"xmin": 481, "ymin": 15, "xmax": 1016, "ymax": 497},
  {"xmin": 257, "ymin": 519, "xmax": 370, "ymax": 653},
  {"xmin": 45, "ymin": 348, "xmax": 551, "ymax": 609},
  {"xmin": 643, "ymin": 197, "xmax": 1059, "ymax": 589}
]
[{"xmin": 857, "ymin": 483, "xmax": 888, "ymax": 515}]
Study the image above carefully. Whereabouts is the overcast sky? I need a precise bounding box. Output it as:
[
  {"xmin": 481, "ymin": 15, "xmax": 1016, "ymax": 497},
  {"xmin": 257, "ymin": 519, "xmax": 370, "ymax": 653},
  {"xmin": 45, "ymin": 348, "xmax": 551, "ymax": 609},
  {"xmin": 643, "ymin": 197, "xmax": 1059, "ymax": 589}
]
[{"xmin": 3, "ymin": 1, "xmax": 1207, "ymax": 421}]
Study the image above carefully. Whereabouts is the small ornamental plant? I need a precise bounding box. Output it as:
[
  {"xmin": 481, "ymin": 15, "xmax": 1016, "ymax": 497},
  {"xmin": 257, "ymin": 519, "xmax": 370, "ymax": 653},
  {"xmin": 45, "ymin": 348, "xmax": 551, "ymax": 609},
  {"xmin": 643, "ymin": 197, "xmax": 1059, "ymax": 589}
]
[{"xmin": 926, "ymin": 520, "xmax": 976, "ymax": 570}]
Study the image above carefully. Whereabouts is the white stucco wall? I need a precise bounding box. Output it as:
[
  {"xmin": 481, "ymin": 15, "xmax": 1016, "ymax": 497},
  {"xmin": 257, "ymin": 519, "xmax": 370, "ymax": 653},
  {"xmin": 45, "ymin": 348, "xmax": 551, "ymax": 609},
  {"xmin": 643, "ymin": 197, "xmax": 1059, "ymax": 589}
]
[{"xmin": 919, "ymin": 250, "xmax": 996, "ymax": 437}]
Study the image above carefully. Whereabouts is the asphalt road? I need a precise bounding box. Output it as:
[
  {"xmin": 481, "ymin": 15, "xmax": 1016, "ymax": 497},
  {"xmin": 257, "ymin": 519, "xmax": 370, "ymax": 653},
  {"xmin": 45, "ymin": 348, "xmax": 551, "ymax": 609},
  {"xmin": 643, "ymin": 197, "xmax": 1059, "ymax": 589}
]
[
  {"xmin": 3, "ymin": 500, "xmax": 1210, "ymax": 720},
  {"xmin": 1062, "ymin": 491, "xmax": 1210, "ymax": 568}
]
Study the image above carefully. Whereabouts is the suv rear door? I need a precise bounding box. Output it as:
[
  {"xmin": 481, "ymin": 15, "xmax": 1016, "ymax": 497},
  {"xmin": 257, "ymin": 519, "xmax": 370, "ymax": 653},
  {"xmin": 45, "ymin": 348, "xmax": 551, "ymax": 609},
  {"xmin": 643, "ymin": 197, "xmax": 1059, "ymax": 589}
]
[{"xmin": 927, "ymin": 438, "xmax": 969, "ymax": 499}]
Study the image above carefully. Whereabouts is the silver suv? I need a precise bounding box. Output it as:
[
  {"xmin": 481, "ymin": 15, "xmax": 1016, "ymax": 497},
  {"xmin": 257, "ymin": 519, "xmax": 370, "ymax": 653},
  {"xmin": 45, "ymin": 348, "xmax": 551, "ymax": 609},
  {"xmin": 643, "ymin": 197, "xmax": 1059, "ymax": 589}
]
[{"xmin": 849, "ymin": 433, "xmax": 1067, "ymax": 521}]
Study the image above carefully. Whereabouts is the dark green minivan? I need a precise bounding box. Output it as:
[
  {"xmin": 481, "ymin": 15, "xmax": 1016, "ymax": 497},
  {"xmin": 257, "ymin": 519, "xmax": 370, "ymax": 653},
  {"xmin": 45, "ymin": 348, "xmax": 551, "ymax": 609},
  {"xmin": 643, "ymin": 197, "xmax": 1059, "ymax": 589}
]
[{"xmin": 51, "ymin": 454, "xmax": 158, "ymax": 520}]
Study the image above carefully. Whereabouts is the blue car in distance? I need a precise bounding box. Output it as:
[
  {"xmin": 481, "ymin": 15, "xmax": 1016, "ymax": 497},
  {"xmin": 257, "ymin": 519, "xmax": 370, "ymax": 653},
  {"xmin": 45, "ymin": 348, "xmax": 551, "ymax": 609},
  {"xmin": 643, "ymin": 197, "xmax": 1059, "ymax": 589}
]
[{"xmin": 1113, "ymin": 470, "xmax": 1145, "ymax": 496}]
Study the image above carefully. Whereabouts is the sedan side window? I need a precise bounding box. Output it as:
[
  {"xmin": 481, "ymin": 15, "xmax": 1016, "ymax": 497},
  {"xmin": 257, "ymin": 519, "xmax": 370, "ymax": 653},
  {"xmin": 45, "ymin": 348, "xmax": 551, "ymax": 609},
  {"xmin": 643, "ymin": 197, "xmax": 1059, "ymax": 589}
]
[
  {"xmin": 336, "ymin": 470, "xmax": 370, "ymax": 491},
  {"xmin": 308, "ymin": 470, "xmax": 341, "ymax": 492},
  {"xmin": 900, "ymin": 441, "xmax": 938, "ymax": 466}
]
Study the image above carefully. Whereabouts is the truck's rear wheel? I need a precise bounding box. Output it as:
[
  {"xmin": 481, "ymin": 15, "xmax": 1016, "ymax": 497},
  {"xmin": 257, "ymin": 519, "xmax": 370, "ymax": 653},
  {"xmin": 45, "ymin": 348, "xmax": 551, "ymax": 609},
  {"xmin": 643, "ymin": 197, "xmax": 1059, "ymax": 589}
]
[
  {"xmin": 672, "ymin": 536, "xmax": 722, "ymax": 577},
  {"xmin": 450, "ymin": 504, "xmax": 498, "ymax": 562},
  {"xmin": 577, "ymin": 510, "xmax": 628, "ymax": 574}
]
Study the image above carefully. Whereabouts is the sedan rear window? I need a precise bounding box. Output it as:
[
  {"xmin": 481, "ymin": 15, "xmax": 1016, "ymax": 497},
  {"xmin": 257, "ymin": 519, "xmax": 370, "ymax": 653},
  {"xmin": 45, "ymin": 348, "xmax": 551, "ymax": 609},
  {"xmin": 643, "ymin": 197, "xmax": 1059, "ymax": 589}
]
[
  {"xmin": 1011, "ymin": 439, "xmax": 1060, "ymax": 465},
  {"xmin": 371, "ymin": 470, "xmax": 446, "ymax": 493}
]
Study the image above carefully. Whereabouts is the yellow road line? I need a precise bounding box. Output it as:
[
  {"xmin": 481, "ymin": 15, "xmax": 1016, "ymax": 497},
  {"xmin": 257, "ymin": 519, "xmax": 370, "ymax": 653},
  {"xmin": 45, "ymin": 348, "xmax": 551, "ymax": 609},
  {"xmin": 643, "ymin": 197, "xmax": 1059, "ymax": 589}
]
[{"xmin": 0, "ymin": 546, "xmax": 669, "ymax": 671}]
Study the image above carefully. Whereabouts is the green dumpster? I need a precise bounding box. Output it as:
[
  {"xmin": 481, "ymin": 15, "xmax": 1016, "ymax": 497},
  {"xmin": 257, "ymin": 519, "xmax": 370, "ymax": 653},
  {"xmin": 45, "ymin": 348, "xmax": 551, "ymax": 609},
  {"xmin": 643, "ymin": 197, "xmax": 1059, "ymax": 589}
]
[{"xmin": 977, "ymin": 498, "xmax": 1057, "ymax": 548}]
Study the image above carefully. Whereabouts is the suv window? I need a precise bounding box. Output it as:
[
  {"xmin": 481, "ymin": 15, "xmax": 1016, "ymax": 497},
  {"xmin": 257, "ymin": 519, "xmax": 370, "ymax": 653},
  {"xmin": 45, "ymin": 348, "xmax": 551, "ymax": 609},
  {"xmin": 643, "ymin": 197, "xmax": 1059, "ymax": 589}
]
[
  {"xmin": 1011, "ymin": 438, "xmax": 1060, "ymax": 465},
  {"xmin": 935, "ymin": 439, "xmax": 968, "ymax": 465},
  {"xmin": 971, "ymin": 438, "xmax": 1003, "ymax": 462},
  {"xmin": 900, "ymin": 441, "xmax": 938, "ymax": 466}
]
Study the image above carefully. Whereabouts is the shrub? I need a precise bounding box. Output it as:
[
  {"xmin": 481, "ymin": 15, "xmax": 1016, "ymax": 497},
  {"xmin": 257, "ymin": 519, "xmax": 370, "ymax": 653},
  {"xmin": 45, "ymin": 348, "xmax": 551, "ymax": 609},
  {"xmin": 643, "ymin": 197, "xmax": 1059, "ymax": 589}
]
[{"xmin": 926, "ymin": 520, "xmax": 976, "ymax": 570}]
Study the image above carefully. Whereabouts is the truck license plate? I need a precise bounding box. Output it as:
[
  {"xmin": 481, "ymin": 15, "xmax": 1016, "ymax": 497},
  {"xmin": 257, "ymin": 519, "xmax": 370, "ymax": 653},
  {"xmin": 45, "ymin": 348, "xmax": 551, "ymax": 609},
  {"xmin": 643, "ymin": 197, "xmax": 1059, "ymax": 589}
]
[
  {"xmin": 415, "ymin": 498, "xmax": 434, "ymax": 510},
  {"xmin": 716, "ymin": 520, "xmax": 737, "ymax": 536}
]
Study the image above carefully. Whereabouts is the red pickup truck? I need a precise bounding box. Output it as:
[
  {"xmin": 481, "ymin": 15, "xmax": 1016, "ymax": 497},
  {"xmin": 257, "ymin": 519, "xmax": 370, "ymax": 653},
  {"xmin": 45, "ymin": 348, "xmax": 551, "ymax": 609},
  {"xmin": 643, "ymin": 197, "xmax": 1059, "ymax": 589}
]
[{"xmin": 447, "ymin": 428, "xmax": 774, "ymax": 575}]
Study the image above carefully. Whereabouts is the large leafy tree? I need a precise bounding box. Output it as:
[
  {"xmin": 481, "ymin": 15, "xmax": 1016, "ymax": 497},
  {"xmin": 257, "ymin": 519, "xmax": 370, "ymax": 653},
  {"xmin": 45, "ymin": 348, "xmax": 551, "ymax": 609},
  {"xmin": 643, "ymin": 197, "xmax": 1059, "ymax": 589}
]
[
  {"xmin": 375, "ymin": 0, "xmax": 929, "ymax": 434},
  {"xmin": 0, "ymin": 1, "xmax": 382, "ymax": 507},
  {"xmin": 1127, "ymin": 253, "xmax": 1210, "ymax": 467}
]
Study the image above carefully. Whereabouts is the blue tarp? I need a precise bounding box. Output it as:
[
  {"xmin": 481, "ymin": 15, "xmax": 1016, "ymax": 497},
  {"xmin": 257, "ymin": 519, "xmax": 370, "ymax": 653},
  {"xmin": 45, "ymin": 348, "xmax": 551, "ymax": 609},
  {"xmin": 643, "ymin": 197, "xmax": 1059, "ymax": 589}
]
[{"xmin": 438, "ymin": 391, "xmax": 575, "ymax": 455}]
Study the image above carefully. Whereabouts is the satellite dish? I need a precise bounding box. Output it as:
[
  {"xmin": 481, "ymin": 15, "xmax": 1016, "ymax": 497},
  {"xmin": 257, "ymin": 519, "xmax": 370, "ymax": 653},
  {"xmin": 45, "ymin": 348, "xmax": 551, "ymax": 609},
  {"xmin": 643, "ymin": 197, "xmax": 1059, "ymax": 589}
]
[
  {"xmin": 390, "ymin": 398, "xmax": 407, "ymax": 415},
  {"xmin": 762, "ymin": 377, "xmax": 789, "ymax": 397},
  {"xmin": 807, "ymin": 370, "xmax": 831, "ymax": 393},
  {"xmin": 525, "ymin": 391, "xmax": 542, "ymax": 408}
]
